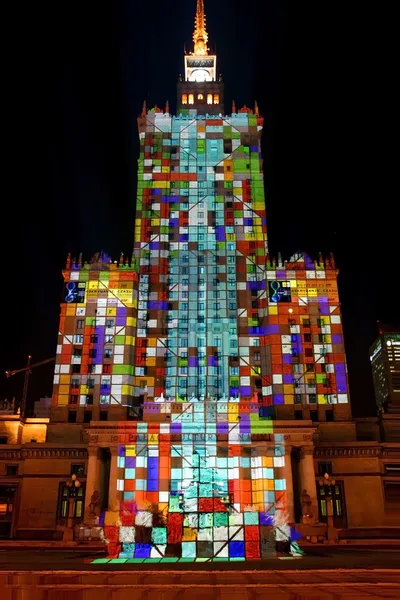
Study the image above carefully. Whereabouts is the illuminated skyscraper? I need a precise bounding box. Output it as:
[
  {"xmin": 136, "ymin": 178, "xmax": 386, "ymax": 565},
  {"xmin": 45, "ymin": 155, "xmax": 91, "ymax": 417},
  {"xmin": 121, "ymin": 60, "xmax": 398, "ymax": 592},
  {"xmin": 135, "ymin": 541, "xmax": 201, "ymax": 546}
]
[
  {"xmin": 370, "ymin": 324, "xmax": 400, "ymax": 412},
  {"xmin": 50, "ymin": 1, "xmax": 352, "ymax": 560}
]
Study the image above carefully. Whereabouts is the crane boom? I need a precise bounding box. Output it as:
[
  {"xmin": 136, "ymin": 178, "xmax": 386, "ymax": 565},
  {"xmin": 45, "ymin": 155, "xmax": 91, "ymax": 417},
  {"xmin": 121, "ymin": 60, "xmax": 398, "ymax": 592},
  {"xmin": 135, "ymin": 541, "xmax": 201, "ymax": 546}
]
[{"xmin": 5, "ymin": 355, "xmax": 56, "ymax": 417}]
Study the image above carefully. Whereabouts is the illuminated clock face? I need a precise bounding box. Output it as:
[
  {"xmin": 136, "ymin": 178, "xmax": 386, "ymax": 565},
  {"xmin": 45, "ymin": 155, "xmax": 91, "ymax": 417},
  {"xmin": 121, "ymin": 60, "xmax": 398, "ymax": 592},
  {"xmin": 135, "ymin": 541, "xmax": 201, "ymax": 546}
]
[{"xmin": 192, "ymin": 69, "xmax": 211, "ymax": 82}]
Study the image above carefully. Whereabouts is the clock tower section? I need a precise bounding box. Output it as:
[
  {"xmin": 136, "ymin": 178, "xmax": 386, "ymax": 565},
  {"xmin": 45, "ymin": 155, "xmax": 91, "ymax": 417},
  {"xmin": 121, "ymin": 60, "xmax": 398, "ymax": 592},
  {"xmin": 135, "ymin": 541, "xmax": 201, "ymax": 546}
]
[{"xmin": 177, "ymin": 0, "xmax": 224, "ymax": 115}]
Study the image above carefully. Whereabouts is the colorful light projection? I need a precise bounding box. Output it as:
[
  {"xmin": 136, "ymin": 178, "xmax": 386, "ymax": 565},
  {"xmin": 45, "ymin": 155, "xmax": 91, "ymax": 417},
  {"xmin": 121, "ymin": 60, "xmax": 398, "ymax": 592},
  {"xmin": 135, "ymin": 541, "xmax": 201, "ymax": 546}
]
[{"xmin": 98, "ymin": 399, "xmax": 302, "ymax": 562}]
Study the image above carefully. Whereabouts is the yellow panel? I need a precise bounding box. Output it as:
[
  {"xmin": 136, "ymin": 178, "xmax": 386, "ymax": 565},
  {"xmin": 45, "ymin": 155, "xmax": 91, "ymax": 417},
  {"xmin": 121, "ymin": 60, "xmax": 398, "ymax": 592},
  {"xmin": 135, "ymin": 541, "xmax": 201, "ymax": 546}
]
[
  {"xmin": 318, "ymin": 394, "xmax": 327, "ymax": 404},
  {"xmin": 161, "ymin": 166, "xmax": 170, "ymax": 173},
  {"xmin": 307, "ymin": 288, "xmax": 317, "ymax": 297},
  {"xmin": 59, "ymin": 375, "xmax": 70, "ymax": 385},
  {"xmin": 80, "ymin": 385, "xmax": 88, "ymax": 394},
  {"xmin": 266, "ymin": 479, "xmax": 275, "ymax": 491},
  {"xmin": 268, "ymin": 306, "xmax": 278, "ymax": 315},
  {"xmin": 121, "ymin": 385, "xmax": 133, "ymax": 396},
  {"xmin": 146, "ymin": 357, "xmax": 156, "ymax": 367},
  {"xmin": 126, "ymin": 446, "xmax": 136, "ymax": 456},
  {"xmin": 147, "ymin": 338, "xmax": 156, "ymax": 347},
  {"xmin": 126, "ymin": 335, "xmax": 135, "ymax": 346},
  {"xmin": 126, "ymin": 317, "xmax": 135, "ymax": 327},
  {"xmin": 228, "ymin": 413, "xmax": 237, "ymax": 422},
  {"xmin": 107, "ymin": 308, "xmax": 117, "ymax": 316},
  {"xmin": 148, "ymin": 434, "xmax": 159, "ymax": 445},
  {"xmin": 88, "ymin": 281, "xmax": 99, "ymax": 290},
  {"xmin": 66, "ymin": 306, "xmax": 75, "ymax": 316},
  {"xmin": 59, "ymin": 385, "xmax": 70, "ymax": 395},
  {"xmin": 58, "ymin": 395, "xmax": 69, "ymax": 406},
  {"xmin": 284, "ymin": 394, "xmax": 293, "ymax": 404}
]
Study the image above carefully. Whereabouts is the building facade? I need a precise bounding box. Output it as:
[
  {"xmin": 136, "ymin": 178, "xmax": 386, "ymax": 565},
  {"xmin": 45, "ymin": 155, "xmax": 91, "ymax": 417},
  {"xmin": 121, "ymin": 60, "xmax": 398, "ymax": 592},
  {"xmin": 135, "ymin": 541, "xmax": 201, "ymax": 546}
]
[
  {"xmin": 1, "ymin": 0, "xmax": 399, "ymax": 549},
  {"xmin": 370, "ymin": 324, "xmax": 400, "ymax": 413}
]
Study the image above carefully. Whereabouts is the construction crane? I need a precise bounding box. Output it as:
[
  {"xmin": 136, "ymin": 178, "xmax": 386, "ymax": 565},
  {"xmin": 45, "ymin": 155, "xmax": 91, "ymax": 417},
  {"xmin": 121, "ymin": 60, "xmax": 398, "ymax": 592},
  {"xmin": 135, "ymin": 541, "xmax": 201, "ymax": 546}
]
[{"xmin": 5, "ymin": 355, "xmax": 56, "ymax": 417}]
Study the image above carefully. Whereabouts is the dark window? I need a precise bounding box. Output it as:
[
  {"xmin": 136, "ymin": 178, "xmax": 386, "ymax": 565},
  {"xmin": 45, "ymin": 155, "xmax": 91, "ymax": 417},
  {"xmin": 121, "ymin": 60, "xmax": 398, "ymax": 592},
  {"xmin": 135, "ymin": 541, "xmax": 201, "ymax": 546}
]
[
  {"xmin": 72, "ymin": 364, "xmax": 81, "ymax": 374},
  {"xmin": 384, "ymin": 482, "xmax": 400, "ymax": 503},
  {"xmin": 100, "ymin": 411, "xmax": 108, "ymax": 421},
  {"xmin": 83, "ymin": 411, "xmax": 92, "ymax": 423},
  {"xmin": 59, "ymin": 483, "xmax": 85, "ymax": 520},
  {"xmin": 68, "ymin": 411, "xmax": 77, "ymax": 423},
  {"xmin": 77, "ymin": 320, "xmax": 84, "ymax": 329},
  {"xmin": 294, "ymin": 394, "xmax": 302, "ymax": 404},
  {"xmin": 304, "ymin": 334, "xmax": 312, "ymax": 343},
  {"xmin": 71, "ymin": 464, "xmax": 85, "ymax": 477},
  {"xmin": 305, "ymin": 348, "xmax": 313, "ymax": 358},
  {"xmin": 326, "ymin": 409, "xmax": 334, "ymax": 422},
  {"xmin": 73, "ymin": 348, "xmax": 82, "ymax": 357},
  {"xmin": 90, "ymin": 335, "xmax": 98, "ymax": 344},
  {"xmin": 6, "ymin": 465, "xmax": 18, "ymax": 476},
  {"xmin": 310, "ymin": 410, "xmax": 318, "ymax": 422},
  {"xmin": 86, "ymin": 395, "xmax": 93, "ymax": 406},
  {"xmin": 103, "ymin": 364, "xmax": 112, "ymax": 374},
  {"xmin": 317, "ymin": 462, "xmax": 332, "ymax": 476},
  {"xmin": 294, "ymin": 410, "xmax": 303, "ymax": 420},
  {"xmin": 69, "ymin": 395, "xmax": 78, "ymax": 405},
  {"xmin": 89, "ymin": 349, "xmax": 97, "ymax": 358},
  {"xmin": 309, "ymin": 394, "xmax": 317, "ymax": 404},
  {"xmin": 104, "ymin": 349, "xmax": 113, "ymax": 359}
]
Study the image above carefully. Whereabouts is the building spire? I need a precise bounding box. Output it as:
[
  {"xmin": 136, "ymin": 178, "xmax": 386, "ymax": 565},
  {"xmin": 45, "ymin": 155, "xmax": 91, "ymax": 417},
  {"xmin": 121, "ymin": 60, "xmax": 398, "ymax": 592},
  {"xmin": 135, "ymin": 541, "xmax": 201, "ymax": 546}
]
[{"xmin": 193, "ymin": 0, "xmax": 208, "ymax": 56}]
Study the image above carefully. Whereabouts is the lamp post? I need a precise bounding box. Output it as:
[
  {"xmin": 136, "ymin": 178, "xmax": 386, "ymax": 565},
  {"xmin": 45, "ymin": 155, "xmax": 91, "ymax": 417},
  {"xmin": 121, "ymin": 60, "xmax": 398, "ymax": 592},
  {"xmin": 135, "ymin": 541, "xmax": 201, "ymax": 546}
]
[
  {"xmin": 318, "ymin": 472, "xmax": 337, "ymax": 543},
  {"xmin": 63, "ymin": 474, "xmax": 81, "ymax": 542}
]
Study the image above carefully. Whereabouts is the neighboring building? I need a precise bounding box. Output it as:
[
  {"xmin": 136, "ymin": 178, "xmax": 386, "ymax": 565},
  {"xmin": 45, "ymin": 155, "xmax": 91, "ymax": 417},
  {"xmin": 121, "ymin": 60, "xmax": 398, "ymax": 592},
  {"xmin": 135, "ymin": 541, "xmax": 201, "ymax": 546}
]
[
  {"xmin": 0, "ymin": 0, "xmax": 399, "ymax": 546},
  {"xmin": 370, "ymin": 324, "xmax": 400, "ymax": 413},
  {"xmin": 33, "ymin": 397, "xmax": 52, "ymax": 418}
]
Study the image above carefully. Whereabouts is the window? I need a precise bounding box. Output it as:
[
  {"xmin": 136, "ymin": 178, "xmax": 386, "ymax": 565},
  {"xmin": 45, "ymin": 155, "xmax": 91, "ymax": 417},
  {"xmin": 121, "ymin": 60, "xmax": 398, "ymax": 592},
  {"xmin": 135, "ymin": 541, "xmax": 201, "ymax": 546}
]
[
  {"xmin": 104, "ymin": 348, "xmax": 113, "ymax": 359},
  {"xmin": 182, "ymin": 93, "xmax": 188, "ymax": 104},
  {"xmin": 304, "ymin": 334, "xmax": 312, "ymax": 343},
  {"xmin": 87, "ymin": 378, "xmax": 95, "ymax": 389},
  {"xmin": 59, "ymin": 482, "xmax": 84, "ymax": 520},
  {"xmin": 317, "ymin": 462, "xmax": 332, "ymax": 476},
  {"xmin": 77, "ymin": 320, "xmax": 84, "ymax": 329},
  {"xmin": 213, "ymin": 94, "xmax": 219, "ymax": 104},
  {"xmin": 254, "ymin": 352, "xmax": 261, "ymax": 362},
  {"xmin": 73, "ymin": 348, "xmax": 82, "ymax": 358},
  {"xmin": 68, "ymin": 411, "xmax": 77, "ymax": 423},
  {"xmin": 72, "ymin": 364, "xmax": 81, "ymax": 374},
  {"xmin": 69, "ymin": 394, "xmax": 78, "ymax": 405},
  {"xmin": 105, "ymin": 334, "xmax": 113, "ymax": 343},
  {"xmin": 294, "ymin": 394, "xmax": 302, "ymax": 404},
  {"xmin": 188, "ymin": 94, "xmax": 194, "ymax": 105},
  {"xmin": 83, "ymin": 410, "xmax": 92, "ymax": 423},
  {"xmin": 106, "ymin": 319, "xmax": 114, "ymax": 328},
  {"xmin": 103, "ymin": 364, "xmax": 112, "ymax": 374},
  {"xmin": 71, "ymin": 464, "xmax": 85, "ymax": 477},
  {"xmin": 6, "ymin": 465, "xmax": 18, "ymax": 476},
  {"xmin": 100, "ymin": 395, "xmax": 110, "ymax": 405},
  {"xmin": 71, "ymin": 378, "xmax": 80, "ymax": 388},
  {"xmin": 197, "ymin": 93, "xmax": 203, "ymax": 100},
  {"xmin": 90, "ymin": 335, "xmax": 98, "ymax": 344},
  {"xmin": 384, "ymin": 482, "xmax": 400, "ymax": 503},
  {"xmin": 89, "ymin": 349, "xmax": 97, "ymax": 358},
  {"xmin": 88, "ymin": 363, "xmax": 95, "ymax": 373},
  {"xmin": 74, "ymin": 334, "xmax": 84, "ymax": 344},
  {"xmin": 207, "ymin": 93, "xmax": 213, "ymax": 104}
]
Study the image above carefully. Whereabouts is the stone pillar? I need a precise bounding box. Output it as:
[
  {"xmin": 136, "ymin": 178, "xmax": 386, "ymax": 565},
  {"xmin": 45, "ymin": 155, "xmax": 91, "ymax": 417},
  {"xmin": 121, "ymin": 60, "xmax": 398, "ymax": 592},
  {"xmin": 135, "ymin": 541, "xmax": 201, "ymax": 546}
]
[
  {"xmin": 299, "ymin": 446, "xmax": 318, "ymax": 524},
  {"xmin": 108, "ymin": 446, "xmax": 121, "ymax": 511},
  {"xmin": 84, "ymin": 446, "xmax": 101, "ymax": 521},
  {"xmin": 283, "ymin": 445, "xmax": 295, "ymax": 523}
]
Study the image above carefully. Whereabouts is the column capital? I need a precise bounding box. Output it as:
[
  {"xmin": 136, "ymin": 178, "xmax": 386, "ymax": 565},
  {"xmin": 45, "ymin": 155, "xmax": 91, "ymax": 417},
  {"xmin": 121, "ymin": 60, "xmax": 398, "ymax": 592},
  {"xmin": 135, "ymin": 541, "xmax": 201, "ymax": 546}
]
[
  {"xmin": 88, "ymin": 446, "xmax": 99, "ymax": 458},
  {"xmin": 299, "ymin": 445, "xmax": 314, "ymax": 458},
  {"xmin": 110, "ymin": 446, "xmax": 119, "ymax": 457},
  {"xmin": 284, "ymin": 445, "xmax": 293, "ymax": 456}
]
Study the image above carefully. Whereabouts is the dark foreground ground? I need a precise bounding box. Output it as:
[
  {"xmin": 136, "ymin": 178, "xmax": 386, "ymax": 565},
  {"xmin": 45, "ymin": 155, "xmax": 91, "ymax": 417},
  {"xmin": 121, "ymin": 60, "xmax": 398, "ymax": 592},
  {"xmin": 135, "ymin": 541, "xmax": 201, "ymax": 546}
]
[{"xmin": 0, "ymin": 549, "xmax": 400, "ymax": 599}]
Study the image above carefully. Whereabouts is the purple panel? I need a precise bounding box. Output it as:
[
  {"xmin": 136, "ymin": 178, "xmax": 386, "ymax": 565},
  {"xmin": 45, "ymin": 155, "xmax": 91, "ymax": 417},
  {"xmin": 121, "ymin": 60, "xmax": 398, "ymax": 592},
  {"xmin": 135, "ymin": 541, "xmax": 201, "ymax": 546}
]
[
  {"xmin": 170, "ymin": 422, "xmax": 182, "ymax": 434},
  {"xmin": 148, "ymin": 301, "xmax": 168, "ymax": 311},
  {"xmin": 188, "ymin": 357, "xmax": 198, "ymax": 367},
  {"xmin": 332, "ymin": 334, "xmax": 343, "ymax": 344},
  {"xmin": 250, "ymin": 145, "xmax": 258, "ymax": 152},
  {"xmin": 248, "ymin": 327, "xmax": 261, "ymax": 335},
  {"xmin": 262, "ymin": 218, "xmax": 267, "ymax": 226},
  {"xmin": 243, "ymin": 218, "xmax": 253, "ymax": 226},
  {"xmin": 240, "ymin": 386, "xmax": 251, "ymax": 396},
  {"xmin": 282, "ymin": 354, "xmax": 292, "ymax": 364},
  {"xmin": 179, "ymin": 234, "xmax": 189, "ymax": 241},
  {"xmin": 208, "ymin": 356, "xmax": 218, "ymax": 366},
  {"xmin": 216, "ymin": 226, "xmax": 225, "ymax": 241},
  {"xmin": 162, "ymin": 195, "xmax": 169, "ymax": 203},
  {"xmin": 337, "ymin": 383, "xmax": 347, "ymax": 393},
  {"xmin": 240, "ymin": 424, "xmax": 251, "ymax": 434},
  {"xmin": 125, "ymin": 456, "xmax": 136, "ymax": 468},
  {"xmin": 149, "ymin": 242, "xmax": 160, "ymax": 250},
  {"xmin": 230, "ymin": 387, "xmax": 239, "ymax": 396},
  {"xmin": 248, "ymin": 281, "xmax": 266, "ymax": 290},
  {"xmin": 170, "ymin": 219, "xmax": 179, "ymax": 227},
  {"xmin": 336, "ymin": 375, "xmax": 347, "ymax": 385},
  {"xmin": 147, "ymin": 480, "xmax": 158, "ymax": 491},
  {"xmin": 117, "ymin": 307, "xmax": 127, "ymax": 317},
  {"xmin": 335, "ymin": 363, "xmax": 346, "ymax": 373},
  {"xmin": 283, "ymin": 374, "xmax": 293, "ymax": 384},
  {"xmin": 260, "ymin": 513, "xmax": 274, "ymax": 525},
  {"xmin": 118, "ymin": 445, "xmax": 126, "ymax": 457},
  {"xmin": 93, "ymin": 354, "xmax": 102, "ymax": 364},
  {"xmin": 265, "ymin": 324, "xmax": 279, "ymax": 334},
  {"xmin": 305, "ymin": 255, "xmax": 314, "ymax": 269},
  {"xmin": 318, "ymin": 301, "xmax": 329, "ymax": 310},
  {"xmin": 273, "ymin": 394, "xmax": 284, "ymax": 405},
  {"xmin": 217, "ymin": 423, "xmax": 229, "ymax": 434},
  {"xmin": 116, "ymin": 317, "xmax": 126, "ymax": 327}
]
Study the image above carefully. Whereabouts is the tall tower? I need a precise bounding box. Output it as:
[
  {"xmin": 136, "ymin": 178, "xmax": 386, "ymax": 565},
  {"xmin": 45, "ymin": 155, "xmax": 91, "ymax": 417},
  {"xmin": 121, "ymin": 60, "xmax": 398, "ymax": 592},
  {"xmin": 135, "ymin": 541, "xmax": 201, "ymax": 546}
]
[
  {"xmin": 51, "ymin": 0, "xmax": 352, "ymax": 562},
  {"xmin": 177, "ymin": 0, "xmax": 224, "ymax": 115}
]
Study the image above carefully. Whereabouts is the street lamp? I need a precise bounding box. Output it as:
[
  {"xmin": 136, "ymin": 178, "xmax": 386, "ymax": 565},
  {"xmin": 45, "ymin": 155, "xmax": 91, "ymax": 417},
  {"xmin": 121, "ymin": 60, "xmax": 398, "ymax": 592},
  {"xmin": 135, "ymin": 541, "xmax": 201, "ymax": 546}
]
[{"xmin": 63, "ymin": 474, "xmax": 81, "ymax": 542}]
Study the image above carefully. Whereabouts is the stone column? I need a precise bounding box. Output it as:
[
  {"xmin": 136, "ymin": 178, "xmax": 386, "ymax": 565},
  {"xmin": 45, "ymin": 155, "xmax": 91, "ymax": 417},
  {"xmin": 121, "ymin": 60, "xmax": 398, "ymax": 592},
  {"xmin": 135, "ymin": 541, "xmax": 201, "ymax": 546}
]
[
  {"xmin": 283, "ymin": 445, "xmax": 295, "ymax": 523},
  {"xmin": 299, "ymin": 446, "xmax": 318, "ymax": 524},
  {"xmin": 108, "ymin": 446, "xmax": 121, "ymax": 512},
  {"xmin": 84, "ymin": 446, "xmax": 101, "ymax": 521}
]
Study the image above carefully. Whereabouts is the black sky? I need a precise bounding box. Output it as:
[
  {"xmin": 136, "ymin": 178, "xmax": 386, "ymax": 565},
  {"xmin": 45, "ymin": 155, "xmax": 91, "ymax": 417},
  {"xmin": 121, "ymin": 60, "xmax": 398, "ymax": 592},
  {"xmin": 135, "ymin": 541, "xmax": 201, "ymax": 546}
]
[{"xmin": 2, "ymin": 1, "xmax": 397, "ymax": 417}]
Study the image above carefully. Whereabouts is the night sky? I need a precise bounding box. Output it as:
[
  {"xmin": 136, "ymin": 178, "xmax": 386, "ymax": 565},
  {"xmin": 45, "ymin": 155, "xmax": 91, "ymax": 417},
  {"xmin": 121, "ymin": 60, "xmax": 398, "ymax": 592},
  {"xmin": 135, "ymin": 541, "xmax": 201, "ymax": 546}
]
[{"xmin": 2, "ymin": 1, "xmax": 397, "ymax": 417}]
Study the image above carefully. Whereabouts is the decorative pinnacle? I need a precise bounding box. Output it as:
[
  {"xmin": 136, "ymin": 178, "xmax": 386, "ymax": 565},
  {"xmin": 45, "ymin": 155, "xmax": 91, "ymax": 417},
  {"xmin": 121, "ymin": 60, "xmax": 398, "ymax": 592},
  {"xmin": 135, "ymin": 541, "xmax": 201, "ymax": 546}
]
[{"xmin": 193, "ymin": 0, "xmax": 208, "ymax": 56}]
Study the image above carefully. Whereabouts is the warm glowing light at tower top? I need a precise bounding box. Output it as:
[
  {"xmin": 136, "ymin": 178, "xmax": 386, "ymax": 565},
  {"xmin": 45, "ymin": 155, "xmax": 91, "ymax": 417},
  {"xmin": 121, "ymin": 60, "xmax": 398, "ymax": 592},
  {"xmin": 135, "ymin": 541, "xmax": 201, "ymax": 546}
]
[{"xmin": 193, "ymin": 0, "xmax": 209, "ymax": 56}]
